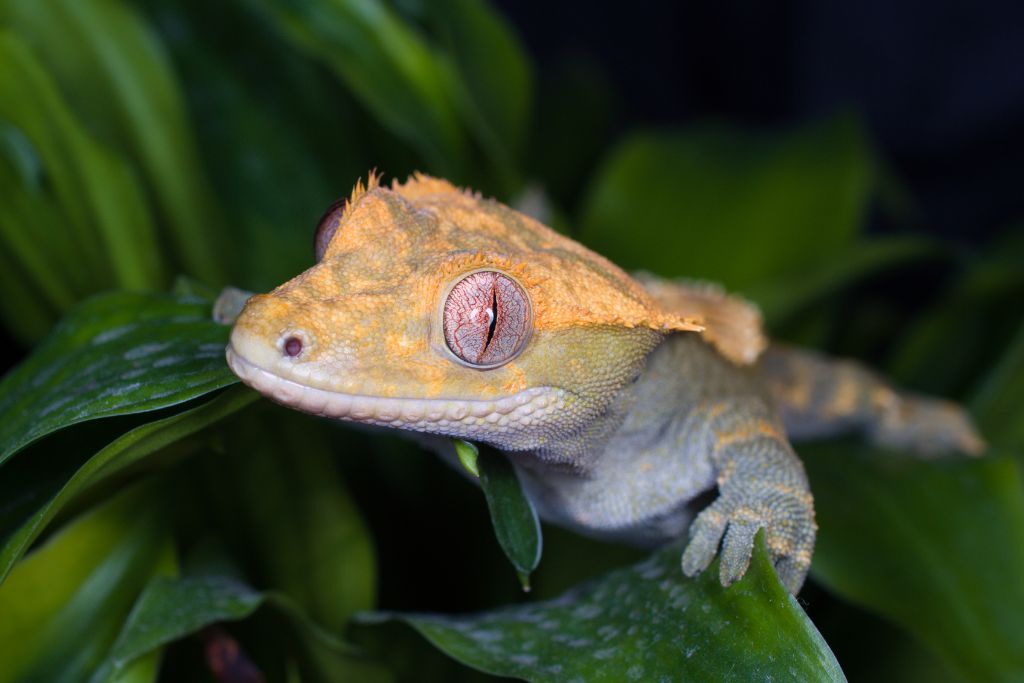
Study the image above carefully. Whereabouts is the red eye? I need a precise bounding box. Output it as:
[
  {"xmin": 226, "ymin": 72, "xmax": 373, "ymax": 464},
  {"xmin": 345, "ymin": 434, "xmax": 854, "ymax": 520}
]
[
  {"xmin": 314, "ymin": 198, "xmax": 348, "ymax": 262},
  {"xmin": 443, "ymin": 271, "xmax": 531, "ymax": 367}
]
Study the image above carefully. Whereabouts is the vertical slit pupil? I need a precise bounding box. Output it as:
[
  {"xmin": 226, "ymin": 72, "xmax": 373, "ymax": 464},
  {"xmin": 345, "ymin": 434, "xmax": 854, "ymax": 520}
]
[{"xmin": 484, "ymin": 289, "xmax": 498, "ymax": 349}]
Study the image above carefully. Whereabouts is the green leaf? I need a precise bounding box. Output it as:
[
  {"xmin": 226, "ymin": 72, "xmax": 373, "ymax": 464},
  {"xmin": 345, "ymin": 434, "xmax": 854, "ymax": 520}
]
[
  {"xmin": 887, "ymin": 252, "xmax": 1024, "ymax": 397},
  {"xmin": 751, "ymin": 236, "xmax": 941, "ymax": 325},
  {"xmin": 0, "ymin": 386, "xmax": 257, "ymax": 584},
  {"xmin": 0, "ymin": 291, "xmax": 237, "ymax": 466},
  {"xmin": 452, "ymin": 438, "xmax": 480, "ymax": 477},
  {"xmin": 407, "ymin": 0, "xmax": 532, "ymax": 190},
  {"xmin": 477, "ymin": 447, "xmax": 541, "ymax": 590},
  {"xmin": 3, "ymin": 0, "xmax": 225, "ymax": 285},
  {"xmin": 0, "ymin": 484, "xmax": 174, "ymax": 683},
  {"xmin": 93, "ymin": 570, "xmax": 388, "ymax": 683},
  {"xmin": 806, "ymin": 446, "xmax": 1024, "ymax": 682},
  {"xmin": 202, "ymin": 409, "xmax": 376, "ymax": 631},
  {"xmin": 970, "ymin": 318, "xmax": 1024, "ymax": 452},
  {"xmin": 579, "ymin": 115, "xmax": 873, "ymax": 290},
  {"xmin": 93, "ymin": 574, "xmax": 263, "ymax": 683},
  {"xmin": 137, "ymin": 0, "xmax": 362, "ymax": 289},
  {"xmin": 364, "ymin": 533, "xmax": 844, "ymax": 681},
  {"xmin": 0, "ymin": 33, "xmax": 164, "ymax": 295},
  {"xmin": 243, "ymin": 0, "xmax": 468, "ymax": 176},
  {"xmin": 0, "ymin": 213, "xmax": 58, "ymax": 345}
]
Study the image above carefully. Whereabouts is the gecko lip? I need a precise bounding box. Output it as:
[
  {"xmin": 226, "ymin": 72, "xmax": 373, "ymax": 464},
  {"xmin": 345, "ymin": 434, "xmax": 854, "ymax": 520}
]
[{"xmin": 225, "ymin": 344, "xmax": 565, "ymax": 436}]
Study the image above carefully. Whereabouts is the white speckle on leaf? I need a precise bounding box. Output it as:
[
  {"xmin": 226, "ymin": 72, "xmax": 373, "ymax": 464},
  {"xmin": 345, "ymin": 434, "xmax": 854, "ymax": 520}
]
[
  {"xmin": 468, "ymin": 629, "xmax": 504, "ymax": 643},
  {"xmin": 124, "ymin": 343, "xmax": 170, "ymax": 361},
  {"xmin": 572, "ymin": 604, "xmax": 602, "ymax": 620},
  {"xmin": 92, "ymin": 325, "xmax": 135, "ymax": 345},
  {"xmin": 38, "ymin": 395, "xmax": 73, "ymax": 418}
]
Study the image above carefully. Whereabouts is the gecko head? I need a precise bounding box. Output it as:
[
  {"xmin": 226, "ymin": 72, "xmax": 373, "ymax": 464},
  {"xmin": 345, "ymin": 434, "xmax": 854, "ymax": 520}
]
[{"xmin": 227, "ymin": 173, "xmax": 702, "ymax": 453}]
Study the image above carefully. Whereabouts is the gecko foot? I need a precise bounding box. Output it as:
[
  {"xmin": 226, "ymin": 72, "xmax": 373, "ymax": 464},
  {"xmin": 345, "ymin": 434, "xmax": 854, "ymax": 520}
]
[
  {"xmin": 681, "ymin": 480, "xmax": 816, "ymax": 594},
  {"xmin": 871, "ymin": 395, "xmax": 986, "ymax": 457}
]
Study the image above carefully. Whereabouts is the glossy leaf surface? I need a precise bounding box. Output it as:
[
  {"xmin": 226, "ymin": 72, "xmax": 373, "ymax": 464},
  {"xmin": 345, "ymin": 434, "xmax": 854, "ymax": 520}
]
[
  {"xmin": 806, "ymin": 447, "xmax": 1024, "ymax": 683},
  {"xmin": 0, "ymin": 485, "xmax": 173, "ymax": 683},
  {"xmin": 478, "ymin": 447, "xmax": 542, "ymax": 590},
  {"xmin": 368, "ymin": 534, "xmax": 844, "ymax": 682},
  {"xmin": 0, "ymin": 387, "xmax": 257, "ymax": 583},
  {"xmin": 0, "ymin": 291, "xmax": 236, "ymax": 465},
  {"xmin": 580, "ymin": 116, "xmax": 872, "ymax": 290}
]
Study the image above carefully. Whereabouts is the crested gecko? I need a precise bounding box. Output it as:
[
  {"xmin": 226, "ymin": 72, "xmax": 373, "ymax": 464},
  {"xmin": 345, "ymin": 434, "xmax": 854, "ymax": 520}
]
[{"xmin": 225, "ymin": 173, "xmax": 984, "ymax": 593}]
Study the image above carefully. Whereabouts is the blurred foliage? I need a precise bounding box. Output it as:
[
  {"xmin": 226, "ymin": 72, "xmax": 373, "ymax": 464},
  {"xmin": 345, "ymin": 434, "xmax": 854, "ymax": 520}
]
[{"xmin": 0, "ymin": 0, "xmax": 1022, "ymax": 681}]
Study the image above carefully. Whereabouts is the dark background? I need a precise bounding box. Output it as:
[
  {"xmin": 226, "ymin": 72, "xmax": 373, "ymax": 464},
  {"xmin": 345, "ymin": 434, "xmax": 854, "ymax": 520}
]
[{"xmin": 496, "ymin": 0, "xmax": 1024, "ymax": 242}]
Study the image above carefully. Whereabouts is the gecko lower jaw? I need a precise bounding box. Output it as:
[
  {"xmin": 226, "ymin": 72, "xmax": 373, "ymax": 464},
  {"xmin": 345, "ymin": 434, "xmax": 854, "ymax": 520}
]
[{"xmin": 224, "ymin": 344, "xmax": 565, "ymax": 437}]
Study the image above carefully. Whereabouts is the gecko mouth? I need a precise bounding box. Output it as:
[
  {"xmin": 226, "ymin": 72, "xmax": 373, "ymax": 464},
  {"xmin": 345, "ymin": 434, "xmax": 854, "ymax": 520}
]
[{"xmin": 225, "ymin": 344, "xmax": 566, "ymax": 438}]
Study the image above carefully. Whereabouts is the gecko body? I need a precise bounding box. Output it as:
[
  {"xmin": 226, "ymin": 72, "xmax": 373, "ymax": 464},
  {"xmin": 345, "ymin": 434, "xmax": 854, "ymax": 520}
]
[{"xmin": 227, "ymin": 174, "xmax": 983, "ymax": 592}]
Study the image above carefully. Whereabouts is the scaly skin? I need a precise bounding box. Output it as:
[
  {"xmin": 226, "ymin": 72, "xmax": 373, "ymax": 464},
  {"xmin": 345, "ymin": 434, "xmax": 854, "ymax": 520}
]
[{"xmin": 226, "ymin": 173, "xmax": 984, "ymax": 594}]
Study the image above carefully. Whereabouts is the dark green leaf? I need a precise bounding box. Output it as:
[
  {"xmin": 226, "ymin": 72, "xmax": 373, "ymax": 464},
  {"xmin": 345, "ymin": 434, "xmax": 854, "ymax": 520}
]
[
  {"xmin": 0, "ymin": 484, "xmax": 173, "ymax": 683},
  {"xmin": 970, "ymin": 319, "xmax": 1024, "ymax": 452},
  {"xmin": 0, "ymin": 291, "xmax": 236, "ymax": 466},
  {"xmin": 887, "ymin": 253, "xmax": 1024, "ymax": 397},
  {"xmin": 806, "ymin": 446, "xmax": 1024, "ymax": 682},
  {"xmin": 202, "ymin": 409, "xmax": 376, "ymax": 631},
  {"xmin": 144, "ymin": 0, "xmax": 362, "ymax": 289},
  {"xmin": 411, "ymin": 0, "xmax": 532, "ymax": 190},
  {"xmin": 365, "ymin": 533, "xmax": 844, "ymax": 681},
  {"xmin": 0, "ymin": 387, "xmax": 257, "ymax": 584},
  {"xmin": 0, "ymin": 33, "xmax": 163, "ymax": 294},
  {"xmin": 94, "ymin": 570, "xmax": 387, "ymax": 683},
  {"xmin": 478, "ymin": 447, "xmax": 541, "ymax": 590},
  {"xmin": 243, "ymin": 0, "xmax": 468, "ymax": 176},
  {"xmin": 3, "ymin": 0, "xmax": 225, "ymax": 285},
  {"xmin": 751, "ymin": 237, "xmax": 941, "ymax": 325},
  {"xmin": 94, "ymin": 575, "xmax": 263, "ymax": 683},
  {"xmin": 579, "ymin": 116, "xmax": 873, "ymax": 290}
]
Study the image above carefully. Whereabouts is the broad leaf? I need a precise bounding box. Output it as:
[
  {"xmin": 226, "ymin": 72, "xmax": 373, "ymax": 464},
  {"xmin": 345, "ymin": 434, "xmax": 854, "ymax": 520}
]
[
  {"xmin": 93, "ymin": 571, "xmax": 388, "ymax": 683},
  {"xmin": 0, "ymin": 33, "xmax": 163, "ymax": 299},
  {"xmin": 477, "ymin": 446, "xmax": 542, "ymax": 590},
  {"xmin": 970, "ymin": 318, "xmax": 1024, "ymax": 452},
  {"xmin": 0, "ymin": 291, "xmax": 236, "ymax": 465},
  {"xmin": 201, "ymin": 409, "xmax": 376, "ymax": 631},
  {"xmin": 365, "ymin": 534, "xmax": 845, "ymax": 681},
  {"xmin": 3, "ymin": 0, "xmax": 225, "ymax": 285},
  {"xmin": 0, "ymin": 484, "xmax": 174, "ymax": 683},
  {"xmin": 0, "ymin": 387, "xmax": 257, "ymax": 583},
  {"xmin": 751, "ymin": 236, "xmax": 941, "ymax": 325},
  {"xmin": 144, "ymin": 0, "xmax": 367, "ymax": 289},
  {"xmin": 243, "ymin": 0, "xmax": 468, "ymax": 176},
  {"xmin": 579, "ymin": 116, "xmax": 873, "ymax": 290},
  {"xmin": 406, "ymin": 0, "xmax": 532, "ymax": 191},
  {"xmin": 806, "ymin": 446, "xmax": 1024, "ymax": 683},
  {"xmin": 92, "ymin": 575, "xmax": 263, "ymax": 683},
  {"xmin": 888, "ymin": 253, "xmax": 1024, "ymax": 397}
]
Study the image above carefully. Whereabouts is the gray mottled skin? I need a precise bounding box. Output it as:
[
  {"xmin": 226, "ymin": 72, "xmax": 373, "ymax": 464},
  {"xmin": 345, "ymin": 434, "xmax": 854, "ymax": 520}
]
[{"xmin": 484, "ymin": 334, "xmax": 982, "ymax": 594}]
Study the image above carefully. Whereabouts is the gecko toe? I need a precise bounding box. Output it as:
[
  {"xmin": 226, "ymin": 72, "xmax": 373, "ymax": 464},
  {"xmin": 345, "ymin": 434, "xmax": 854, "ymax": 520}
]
[
  {"xmin": 719, "ymin": 520, "xmax": 760, "ymax": 586},
  {"xmin": 774, "ymin": 555, "xmax": 809, "ymax": 594},
  {"xmin": 681, "ymin": 504, "xmax": 727, "ymax": 577}
]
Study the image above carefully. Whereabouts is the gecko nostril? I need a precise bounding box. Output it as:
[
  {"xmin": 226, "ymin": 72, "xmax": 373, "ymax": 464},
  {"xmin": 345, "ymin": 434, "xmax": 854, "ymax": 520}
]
[{"xmin": 283, "ymin": 336, "xmax": 303, "ymax": 357}]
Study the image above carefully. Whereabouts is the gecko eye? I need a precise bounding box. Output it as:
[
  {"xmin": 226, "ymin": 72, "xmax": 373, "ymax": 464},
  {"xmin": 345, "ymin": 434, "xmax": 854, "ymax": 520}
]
[
  {"xmin": 314, "ymin": 197, "xmax": 348, "ymax": 262},
  {"xmin": 443, "ymin": 271, "xmax": 531, "ymax": 368}
]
